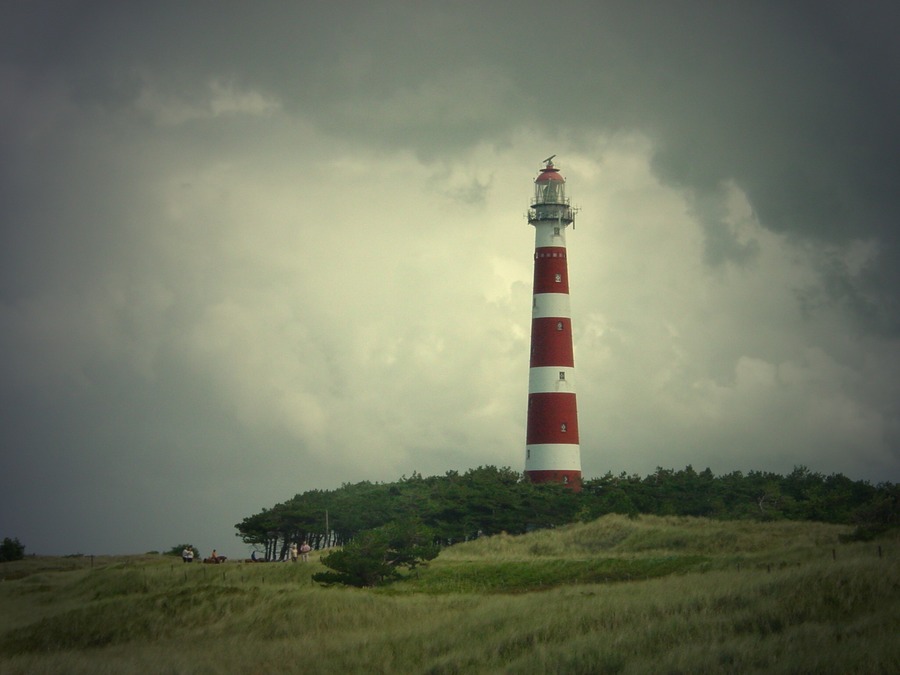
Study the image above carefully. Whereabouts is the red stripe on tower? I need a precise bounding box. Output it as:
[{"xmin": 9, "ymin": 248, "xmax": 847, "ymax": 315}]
[
  {"xmin": 524, "ymin": 156, "xmax": 582, "ymax": 491},
  {"xmin": 530, "ymin": 318, "xmax": 574, "ymax": 367}
]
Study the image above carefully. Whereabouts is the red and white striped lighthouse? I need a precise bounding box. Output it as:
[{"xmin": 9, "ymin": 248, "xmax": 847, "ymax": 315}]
[{"xmin": 525, "ymin": 156, "xmax": 582, "ymax": 491}]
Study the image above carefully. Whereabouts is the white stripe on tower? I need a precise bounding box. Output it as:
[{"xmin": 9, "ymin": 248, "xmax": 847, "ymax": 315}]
[{"xmin": 524, "ymin": 158, "xmax": 582, "ymax": 491}]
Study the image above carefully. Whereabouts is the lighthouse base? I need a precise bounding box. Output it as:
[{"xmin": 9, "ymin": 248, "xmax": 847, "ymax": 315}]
[{"xmin": 526, "ymin": 469, "xmax": 582, "ymax": 492}]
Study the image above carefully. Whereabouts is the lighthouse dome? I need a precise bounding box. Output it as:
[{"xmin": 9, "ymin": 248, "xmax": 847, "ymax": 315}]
[
  {"xmin": 535, "ymin": 168, "xmax": 565, "ymax": 183},
  {"xmin": 534, "ymin": 165, "xmax": 566, "ymax": 204}
]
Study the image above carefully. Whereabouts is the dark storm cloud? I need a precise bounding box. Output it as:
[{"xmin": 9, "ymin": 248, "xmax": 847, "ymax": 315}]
[{"xmin": 8, "ymin": 1, "xmax": 895, "ymax": 324}]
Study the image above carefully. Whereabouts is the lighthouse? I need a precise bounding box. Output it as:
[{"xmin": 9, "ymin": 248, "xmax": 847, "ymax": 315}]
[{"xmin": 524, "ymin": 156, "xmax": 582, "ymax": 491}]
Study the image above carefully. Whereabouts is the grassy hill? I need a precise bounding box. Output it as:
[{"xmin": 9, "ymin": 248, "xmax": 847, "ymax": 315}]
[{"xmin": 2, "ymin": 515, "xmax": 897, "ymax": 673}]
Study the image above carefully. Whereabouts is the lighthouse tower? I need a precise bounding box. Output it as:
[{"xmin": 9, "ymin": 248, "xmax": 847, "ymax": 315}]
[{"xmin": 524, "ymin": 156, "xmax": 582, "ymax": 491}]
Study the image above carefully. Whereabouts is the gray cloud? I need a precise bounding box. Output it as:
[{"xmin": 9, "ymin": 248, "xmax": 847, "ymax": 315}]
[{"xmin": 1, "ymin": 1, "xmax": 898, "ymax": 557}]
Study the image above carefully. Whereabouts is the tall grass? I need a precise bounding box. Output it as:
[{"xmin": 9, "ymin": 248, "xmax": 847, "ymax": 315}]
[
  {"xmin": 440, "ymin": 513, "xmax": 849, "ymax": 561},
  {"xmin": 1, "ymin": 516, "xmax": 897, "ymax": 674}
]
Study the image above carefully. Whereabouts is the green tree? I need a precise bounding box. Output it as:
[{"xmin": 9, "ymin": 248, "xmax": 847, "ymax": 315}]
[
  {"xmin": 0, "ymin": 536, "xmax": 25, "ymax": 562},
  {"xmin": 313, "ymin": 521, "xmax": 439, "ymax": 587}
]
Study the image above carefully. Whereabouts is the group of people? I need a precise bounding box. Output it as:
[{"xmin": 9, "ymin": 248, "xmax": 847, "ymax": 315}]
[
  {"xmin": 183, "ymin": 543, "xmax": 312, "ymax": 564},
  {"xmin": 248, "ymin": 542, "xmax": 311, "ymax": 563},
  {"xmin": 181, "ymin": 547, "xmax": 227, "ymax": 564},
  {"xmin": 291, "ymin": 541, "xmax": 312, "ymax": 562},
  {"xmin": 289, "ymin": 541, "xmax": 312, "ymax": 562}
]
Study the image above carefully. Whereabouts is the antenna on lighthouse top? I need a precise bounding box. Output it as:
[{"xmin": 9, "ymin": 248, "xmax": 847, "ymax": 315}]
[{"xmin": 543, "ymin": 154, "xmax": 557, "ymax": 167}]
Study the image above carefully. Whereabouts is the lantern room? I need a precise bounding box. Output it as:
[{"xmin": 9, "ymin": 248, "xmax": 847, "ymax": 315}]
[
  {"xmin": 533, "ymin": 165, "xmax": 567, "ymax": 205},
  {"xmin": 528, "ymin": 160, "xmax": 575, "ymax": 225}
]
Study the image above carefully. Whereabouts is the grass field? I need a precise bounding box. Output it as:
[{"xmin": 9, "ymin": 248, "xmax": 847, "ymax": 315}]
[{"xmin": 1, "ymin": 514, "xmax": 897, "ymax": 674}]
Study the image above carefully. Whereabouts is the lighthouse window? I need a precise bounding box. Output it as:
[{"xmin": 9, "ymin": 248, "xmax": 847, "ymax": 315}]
[
  {"xmin": 555, "ymin": 273, "xmax": 562, "ymax": 283},
  {"xmin": 556, "ymin": 321, "xmax": 563, "ymax": 331},
  {"xmin": 561, "ymin": 423, "xmax": 567, "ymax": 432},
  {"xmin": 526, "ymin": 449, "xmax": 530, "ymax": 459},
  {"xmin": 554, "ymin": 227, "xmax": 560, "ymax": 236},
  {"xmin": 559, "ymin": 371, "xmax": 565, "ymax": 380}
]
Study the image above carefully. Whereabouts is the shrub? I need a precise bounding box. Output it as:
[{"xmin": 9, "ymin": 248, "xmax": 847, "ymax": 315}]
[
  {"xmin": 314, "ymin": 521, "xmax": 439, "ymax": 587},
  {"xmin": 0, "ymin": 536, "xmax": 25, "ymax": 562},
  {"xmin": 843, "ymin": 488, "xmax": 900, "ymax": 541}
]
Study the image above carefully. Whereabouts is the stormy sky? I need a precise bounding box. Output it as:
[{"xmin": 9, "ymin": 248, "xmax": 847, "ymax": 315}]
[{"xmin": 2, "ymin": 1, "xmax": 898, "ymax": 558}]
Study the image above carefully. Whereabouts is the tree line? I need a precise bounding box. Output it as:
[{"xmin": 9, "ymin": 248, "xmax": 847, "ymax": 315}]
[{"xmin": 234, "ymin": 465, "xmax": 898, "ymax": 560}]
